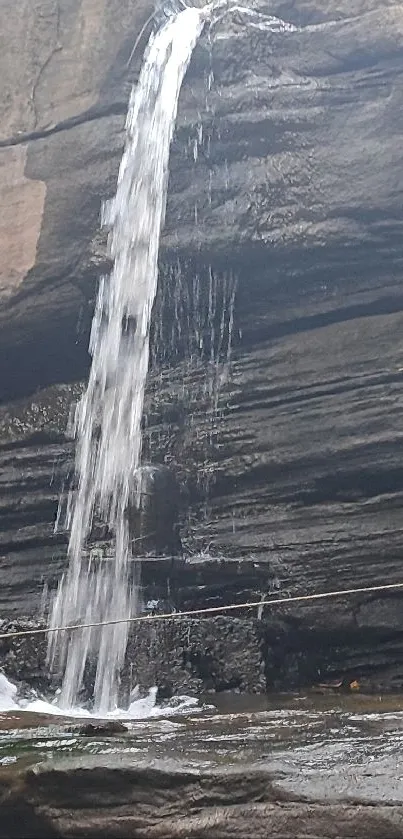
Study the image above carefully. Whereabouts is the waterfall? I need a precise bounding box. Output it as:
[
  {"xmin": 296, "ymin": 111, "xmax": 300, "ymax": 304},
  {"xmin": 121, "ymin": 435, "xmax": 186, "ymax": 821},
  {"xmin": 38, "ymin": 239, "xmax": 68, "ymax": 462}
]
[{"xmin": 47, "ymin": 6, "xmax": 207, "ymax": 714}]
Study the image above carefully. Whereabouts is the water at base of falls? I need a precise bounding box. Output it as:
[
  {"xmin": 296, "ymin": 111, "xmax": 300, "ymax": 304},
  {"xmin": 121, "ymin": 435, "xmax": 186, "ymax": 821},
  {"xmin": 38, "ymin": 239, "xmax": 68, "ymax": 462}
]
[
  {"xmin": 0, "ymin": 673, "xmax": 200, "ymax": 720},
  {"xmin": 47, "ymin": 6, "xmax": 207, "ymax": 715}
]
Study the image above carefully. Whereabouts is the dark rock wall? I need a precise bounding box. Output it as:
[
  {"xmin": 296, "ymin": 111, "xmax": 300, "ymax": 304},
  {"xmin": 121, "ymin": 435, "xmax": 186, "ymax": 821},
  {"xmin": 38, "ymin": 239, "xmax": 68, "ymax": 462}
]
[{"xmin": 1, "ymin": 0, "xmax": 403, "ymax": 690}]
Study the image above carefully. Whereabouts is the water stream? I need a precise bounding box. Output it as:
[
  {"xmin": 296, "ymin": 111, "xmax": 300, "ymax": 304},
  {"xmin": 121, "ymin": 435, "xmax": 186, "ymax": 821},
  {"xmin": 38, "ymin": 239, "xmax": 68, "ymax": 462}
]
[
  {"xmin": 47, "ymin": 6, "xmax": 207, "ymax": 714},
  {"xmin": 45, "ymin": 3, "xmax": 296, "ymax": 717}
]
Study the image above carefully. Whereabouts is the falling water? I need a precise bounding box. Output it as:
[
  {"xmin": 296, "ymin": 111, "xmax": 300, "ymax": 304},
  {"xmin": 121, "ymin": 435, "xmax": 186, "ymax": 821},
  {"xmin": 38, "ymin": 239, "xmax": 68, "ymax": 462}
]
[{"xmin": 47, "ymin": 6, "xmax": 208, "ymax": 714}]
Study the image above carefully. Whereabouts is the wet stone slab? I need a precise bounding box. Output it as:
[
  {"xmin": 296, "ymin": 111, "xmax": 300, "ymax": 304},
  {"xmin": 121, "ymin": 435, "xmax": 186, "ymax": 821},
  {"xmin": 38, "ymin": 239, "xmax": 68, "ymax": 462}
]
[{"xmin": 1, "ymin": 696, "xmax": 403, "ymax": 836}]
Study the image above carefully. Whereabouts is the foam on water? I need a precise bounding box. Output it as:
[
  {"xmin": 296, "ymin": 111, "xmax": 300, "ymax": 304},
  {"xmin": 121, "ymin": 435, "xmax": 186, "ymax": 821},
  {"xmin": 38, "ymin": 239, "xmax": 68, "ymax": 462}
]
[
  {"xmin": 0, "ymin": 674, "xmax": 199, "ymax": 720},
  {"xmin": 0, "ymin": 674, "xmax": 18, "ymax": 713}
]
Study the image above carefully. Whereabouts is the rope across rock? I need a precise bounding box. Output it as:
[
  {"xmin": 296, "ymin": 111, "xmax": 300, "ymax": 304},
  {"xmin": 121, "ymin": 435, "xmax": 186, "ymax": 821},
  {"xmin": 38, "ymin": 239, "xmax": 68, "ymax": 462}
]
[{"xmin": 1, "ymin": 580, "xmax": 403, "ymax": 641}]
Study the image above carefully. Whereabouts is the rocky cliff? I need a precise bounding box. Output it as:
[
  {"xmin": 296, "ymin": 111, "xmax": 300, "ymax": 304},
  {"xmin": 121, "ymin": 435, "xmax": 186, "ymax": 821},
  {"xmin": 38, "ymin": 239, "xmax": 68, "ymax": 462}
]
[{"xmin": 1, "ymin": 0, "xmax": 403, "ymax": 692}]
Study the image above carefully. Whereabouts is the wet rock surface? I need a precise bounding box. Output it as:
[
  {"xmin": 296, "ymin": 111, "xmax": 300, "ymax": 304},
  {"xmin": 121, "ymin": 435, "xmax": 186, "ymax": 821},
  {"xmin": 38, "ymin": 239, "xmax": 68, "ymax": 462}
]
[
  {"xmin": 1, "ymin": 0, "xmax": 403, "ymax": 691},
  {"xmin": 76, "ymin": 721, "xmax": 128, "ymax": 736},
  {"xmin": 2, "ymin": 698, "xmax": 403, "ymax": 837}
]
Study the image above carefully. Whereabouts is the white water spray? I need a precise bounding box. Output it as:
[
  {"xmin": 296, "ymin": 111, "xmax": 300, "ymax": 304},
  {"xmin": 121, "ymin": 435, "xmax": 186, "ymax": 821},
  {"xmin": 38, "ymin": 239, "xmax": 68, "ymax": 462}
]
[{"xmin": 47, "ymin": 6, "xmax": 207, "ymax": 714}]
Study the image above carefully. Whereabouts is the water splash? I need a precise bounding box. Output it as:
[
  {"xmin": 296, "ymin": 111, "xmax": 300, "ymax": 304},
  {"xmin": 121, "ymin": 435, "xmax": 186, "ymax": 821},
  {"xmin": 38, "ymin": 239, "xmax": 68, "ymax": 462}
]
[
  {"xmin": 0, "ymin": 673, "xmax": 200, "ymax": 720},
  {"xmin": 48, "ymin": 6, "xmax": 207, "ymax": 714}
]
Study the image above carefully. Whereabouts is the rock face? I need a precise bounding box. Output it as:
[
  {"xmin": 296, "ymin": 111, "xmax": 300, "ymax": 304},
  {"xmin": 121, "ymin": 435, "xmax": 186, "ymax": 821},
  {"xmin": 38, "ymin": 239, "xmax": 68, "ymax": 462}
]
[
  {"xmin": 1, "ymin": 0, "xmax": 403, "ymax": 691},
  {"xmin": 2, "ymin": 753, "xmax": 403, "ymax": 838}
]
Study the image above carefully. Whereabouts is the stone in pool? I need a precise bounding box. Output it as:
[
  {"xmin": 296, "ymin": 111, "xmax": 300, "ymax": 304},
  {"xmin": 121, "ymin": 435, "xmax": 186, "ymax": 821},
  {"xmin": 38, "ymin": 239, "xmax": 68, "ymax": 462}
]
[{"xmin": 76, "ymin": 721, "xmax": 128, "ymax": 737}]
